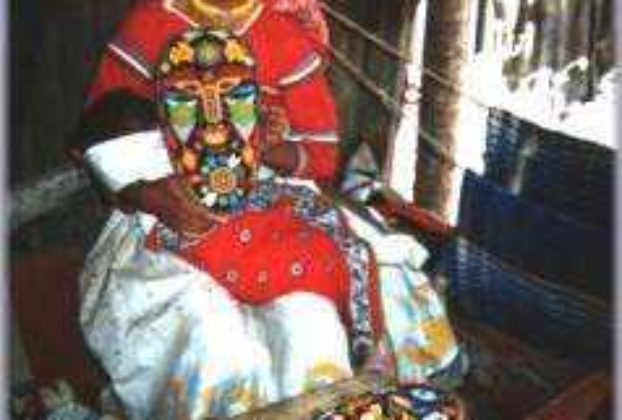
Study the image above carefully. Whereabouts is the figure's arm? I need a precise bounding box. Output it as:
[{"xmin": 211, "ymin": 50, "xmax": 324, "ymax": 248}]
[
  {"xmin": 116, "ymin": 175, "xmax": 224, "ymax": 234},
  {"xmin": 68, "ymin": 0, "xmax": 222, "ymax": 234},
  {"xmin": 70, "ymin": 90, "xmax": 222, "ymax": 235}
]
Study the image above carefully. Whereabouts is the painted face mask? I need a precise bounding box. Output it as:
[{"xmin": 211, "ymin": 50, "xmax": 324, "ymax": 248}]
[{"xmin": 156, "ymin": 29, "xmax": 260, "ymax": 213}]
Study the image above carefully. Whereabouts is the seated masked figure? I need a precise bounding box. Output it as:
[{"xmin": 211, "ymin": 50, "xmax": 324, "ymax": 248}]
[{"xmin": 74, "ymin": 0, "xmax": 465, "ymax": 418}]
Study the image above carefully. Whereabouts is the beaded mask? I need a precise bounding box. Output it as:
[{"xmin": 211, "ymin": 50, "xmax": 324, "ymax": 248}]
[{"xmin": 156, "ymin": 29, "xmax": 259, "ymax": 213}]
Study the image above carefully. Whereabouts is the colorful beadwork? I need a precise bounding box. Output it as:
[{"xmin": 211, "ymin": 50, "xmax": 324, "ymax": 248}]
[
  {"xmin": 156, "ymin": 29, "xmax": 259, "ymax": 213},
  {"xmin": 311, "ymin": 385, "xmax": 463, "ymax": 420}
]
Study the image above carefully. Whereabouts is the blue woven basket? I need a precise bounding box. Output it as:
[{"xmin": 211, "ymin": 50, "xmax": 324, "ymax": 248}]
[
  {"xmin": 483, "ymin": 108, "xmax": 525, "ymax": 187},
  {"xmin": 520, "ymin": 135, "xmax": 613, "ymax": 229},
  {"xmin": 483, "ymin": 109, "xmax": 613, "ymax": 229},
  {"xmin": 439, "ymin": 237, "xmax": 611, "ymax": 366},
  {"xmin": 459, "ymin": 170, "xmax": 611, "ymax": 299}
]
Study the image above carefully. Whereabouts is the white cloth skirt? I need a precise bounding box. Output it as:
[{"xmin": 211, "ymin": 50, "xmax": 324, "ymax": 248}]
[{"xmin": 79, "ymin": 210, "xmax": 353, "ymax": 419}]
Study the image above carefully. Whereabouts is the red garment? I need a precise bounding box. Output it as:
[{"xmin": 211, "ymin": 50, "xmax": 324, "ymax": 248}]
[
  {"xmin": 89, "ymin": 0, "xmax": 383, "ymax": 341},
  {"xmin": 262, "ymin": 0, "xmax": 329, "ymax": 57}
]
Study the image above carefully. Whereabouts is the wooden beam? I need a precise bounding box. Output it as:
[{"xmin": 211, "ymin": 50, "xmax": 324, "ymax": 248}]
[{"xmin": 524, "ymin": 372, "xmax": 610, "ymax": 420}]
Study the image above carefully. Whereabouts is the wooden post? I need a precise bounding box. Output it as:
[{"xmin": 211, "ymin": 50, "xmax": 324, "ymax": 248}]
[{"xmin": 413, "ymin": 0, "xmax": 471, "ymax": 218}]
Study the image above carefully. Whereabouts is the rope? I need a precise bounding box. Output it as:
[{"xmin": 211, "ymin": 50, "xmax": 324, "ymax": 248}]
[
  {"xmin": 327, "ymin": 46, "xmax": 403, "ymax": 114},
  {"xmin": 321, "ymin": 2, "xmax": 493, "ymax": 111},
  {"xmin": 320, "ymin": 3, "xmax": 411, "ymax": 62},
  {"xmin": 327, "ymin": 44, "xmax": 462, "ymax": 173}
]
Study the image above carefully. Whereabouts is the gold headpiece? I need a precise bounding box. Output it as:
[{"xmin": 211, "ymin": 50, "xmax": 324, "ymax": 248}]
[{"xmin": 169, "ymin": 0, "xmax": 261, "ymax": 29}]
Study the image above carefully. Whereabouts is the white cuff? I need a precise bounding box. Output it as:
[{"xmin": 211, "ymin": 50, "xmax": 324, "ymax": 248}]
[
  {"xmin": 291, "ymin": 144, "xmax": 309, "ymax": 177},
  {"xmin": 340, "ymin": 207, "xmax": 430, "ymax": 269},
  {"xmin": 84, "ymin": 130, "xmax": 174, "ymax": 192}
]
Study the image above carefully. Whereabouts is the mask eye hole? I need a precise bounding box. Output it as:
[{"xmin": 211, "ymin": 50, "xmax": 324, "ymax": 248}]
[
  {"xmin": 164, "ymin": 87, "xmax": 198, "ymax": 103},
  {"xmin": 226, "ymin": 81, "xmax": 258, "ymax": 100},
  {"xmin": 164, "ymin": 88, "xmax": 199, "ymax": 129}
]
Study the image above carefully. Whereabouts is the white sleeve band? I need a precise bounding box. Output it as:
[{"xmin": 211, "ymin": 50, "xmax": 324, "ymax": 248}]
[
  {"xmin": 288, "ymin": 144, "xmax": 307, "ymax": 178},
  {"xmin": 285, "ymin": 131, "xmax": 339, "ymax": 143},
  {"xmin": 83, "ymin": 130, "xmax": 174, "ymax": 192}
]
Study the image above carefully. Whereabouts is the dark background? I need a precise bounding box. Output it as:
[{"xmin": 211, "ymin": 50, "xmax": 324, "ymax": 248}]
[{"xmin": 11, "ymin": 0, "xmax": 136, "ymax": 186}]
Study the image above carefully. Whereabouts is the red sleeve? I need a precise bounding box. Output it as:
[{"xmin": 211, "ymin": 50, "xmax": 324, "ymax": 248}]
[
  {"xmin": 297, "ymin": 142, "xmax": 339, "ymax": 180},
  {"xmin": 247, "ymin": 10, "xmax": 340, "ymax": 180},
  {"xmin": 282, "ymin": 70, "xmax": 337, "ymax": 131},
  {"xmin": 283, "ymin": 71, "xmax": 339, "ymax": 180},
  {"xmin": 86, "ymin": 0, "xmax": 190, "ymax": 106},
  {"xmin": 247, "ymin": 8, "xmax": 320, "ymax": 85},
  {"xmin": 87, "ymin": 51, "xmax": 153, "ymax": 105}
]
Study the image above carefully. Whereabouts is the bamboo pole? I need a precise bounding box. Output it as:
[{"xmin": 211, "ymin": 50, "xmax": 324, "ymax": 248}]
[{"xmin": 413, "ymin": 0, "xmax": 471, "ymax": 218}]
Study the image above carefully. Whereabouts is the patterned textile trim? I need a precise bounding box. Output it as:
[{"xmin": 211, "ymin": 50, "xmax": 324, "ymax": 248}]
[
  {"xmin": 310, "ymin": 383, "xmax": 464, "ymax": 419},
  {"xmin": 107, "ymin": 42, "xmax": 154, "ymax": 80},
  {"xmin": 285, "ymin": 130, "xmax": 339, "ymax": 143},
  {"xmin": 343, "ymin": 237, "xmax": 376, "ymax": 363},
  {"xmin": 278, "ymin": 53, "xmax": 322, "ymax": 87}
]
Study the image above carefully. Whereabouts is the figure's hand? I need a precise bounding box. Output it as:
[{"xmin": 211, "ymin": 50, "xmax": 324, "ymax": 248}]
[
  {"xmin": 259, "ymin": 105, "xmax": 300, "ymax": 175},
  {"xmin": 117, "ymin": 175, "xmax": 227, "ymax": 235},
  {"xmin": 260, "ymin": 142, "xmax": 301, "ymax": 176},
  {"xmin": 262, "ymin": 105, "xmax": 290, "ymax": 146}
]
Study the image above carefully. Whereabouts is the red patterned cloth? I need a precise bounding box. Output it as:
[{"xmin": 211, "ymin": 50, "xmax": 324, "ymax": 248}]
[
  {"xmin": 180, "ymin": 199, "xmax": 361, "ymax": 328},
  {"xmin": 183, "ymin": 202, "xmax": 348, "ymax": 304}
]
